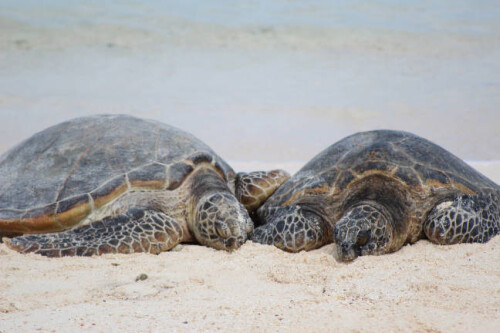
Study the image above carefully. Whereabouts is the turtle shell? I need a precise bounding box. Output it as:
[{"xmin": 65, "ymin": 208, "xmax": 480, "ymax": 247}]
[
  {"xmin": 264, "ymin": 130, "xmax": 498, "ymax": 208},
  {"xmin": 0, "ymin": 115, "xmax": 234, "ymax": 234}
]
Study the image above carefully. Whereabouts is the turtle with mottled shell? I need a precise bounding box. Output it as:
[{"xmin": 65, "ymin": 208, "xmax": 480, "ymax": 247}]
[
  {"xmin": 252, "ymin": 130, "xmax": 499, "ymax": 261},
  {"xmin": 0, "ymin": 115, "xmax": 289, "ymax": 257}
]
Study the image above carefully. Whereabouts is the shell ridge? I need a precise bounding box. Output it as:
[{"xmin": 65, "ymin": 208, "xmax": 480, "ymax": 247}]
[
  {"xmin": 389, "ymin": 141, "xmax": 416, "ymax": 167},
  {"xmin": 335, "ymin": 144, "xmax": 365, "ymax": 170},
  {"xmin": 54, "ymin": 131, "xmax": 108, "ymax": 202},
  {"xmin": 103, "ymin": 142, "xmax": 126, "ymax": 175},
  {"xmin": 154, "ymin": 125, "xmax": 161, "ymax": 162}
]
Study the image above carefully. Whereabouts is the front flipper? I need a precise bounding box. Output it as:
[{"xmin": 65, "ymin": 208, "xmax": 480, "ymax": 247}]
[
  {"xmin": 3, "ymin": 209, "xmax": 184, "ymax": 257},
  {"xmin": 235, "ymin": 169, "xmax": 290, "ymax": 214},
  {"xmin": 424, "ymin": 195, "xmax": 499, "ymax": 245},
  {"xmin": 251, "ymin": 205, "xmax": 330, "ymax": 252},
  {"xmin": 333, "ymin": 203, "xmax": 395, "ymax": 261}
]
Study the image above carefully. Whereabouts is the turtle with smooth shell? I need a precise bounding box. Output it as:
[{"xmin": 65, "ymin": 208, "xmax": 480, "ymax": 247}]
[
  {"xmin": 0, "ymin": 115, "xmax": 289, "ymax": 257},
  {"xmin": 252, "ymin": 130, "xmax": 499, "ymax": 261}
]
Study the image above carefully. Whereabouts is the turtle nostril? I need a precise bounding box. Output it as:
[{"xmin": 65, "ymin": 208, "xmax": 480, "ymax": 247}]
[{"xmin": 356, "ymin": 229, "xmax": 371, "ymax": 246}]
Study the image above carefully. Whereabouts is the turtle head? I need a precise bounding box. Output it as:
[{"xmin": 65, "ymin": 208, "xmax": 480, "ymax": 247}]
[
  {"xmin": 333, "ymin": 202, "xmax": 394, "ymax": 261},
  {"xmin": 193, "ymin": 192, "xmax": 254, "ymax": 251},
  {"xmin": 235, "ymin": 169, "xmax": 290, "ymax": 213}
]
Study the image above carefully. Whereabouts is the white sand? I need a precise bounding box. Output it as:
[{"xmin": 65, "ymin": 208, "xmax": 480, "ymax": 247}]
[{"xmin": 1, "ymin": 165, "xmax": 499, "ymax": 333}]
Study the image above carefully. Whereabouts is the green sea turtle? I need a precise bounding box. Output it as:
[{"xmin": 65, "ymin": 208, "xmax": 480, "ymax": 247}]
[
  {"xmin": 252, "ymin": 130, "xmax": 499, "ymax": 261},
  {"xmin": 0, "ymin": 115, "xmax": 289, "ymax": 257}
]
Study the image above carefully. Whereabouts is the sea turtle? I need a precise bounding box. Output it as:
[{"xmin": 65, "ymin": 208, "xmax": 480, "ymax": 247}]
[
  {"xmin": 0, "ymin": 115, "xmax": 289, "ymax": 257},
  {"xmin": 252, "ymin": 130, "xmax": 499, "ymax": 261}
]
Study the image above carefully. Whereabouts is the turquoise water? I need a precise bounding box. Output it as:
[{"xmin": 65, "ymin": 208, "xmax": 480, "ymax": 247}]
[{"xmin": 0, "ymin": 1, "xmax": 499, "ymax": 163}]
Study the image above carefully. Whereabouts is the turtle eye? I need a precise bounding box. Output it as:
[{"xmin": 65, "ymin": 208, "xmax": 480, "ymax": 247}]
[{"xmin": 355, "ymin": 229, "xmax": 371, "ymax": 246}]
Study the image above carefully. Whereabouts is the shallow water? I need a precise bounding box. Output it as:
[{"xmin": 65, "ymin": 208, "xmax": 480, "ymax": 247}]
[{"xmin": 0, "ymin": 1, "xmax": 499, "ymax": 165}]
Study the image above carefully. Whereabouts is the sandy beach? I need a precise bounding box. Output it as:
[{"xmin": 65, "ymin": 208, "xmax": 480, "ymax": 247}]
[
  {"xmin": 1, "ymin": 1, "xmax": 499, "ymax": 332},
  {"xmin": 1, "ymin": 212, "xmax": 499, "ymax": 332}
]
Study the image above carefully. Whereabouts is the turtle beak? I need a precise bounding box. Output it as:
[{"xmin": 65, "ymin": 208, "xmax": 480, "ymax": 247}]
[
  {"xmin": 335, "ymin": 241, "xmax": 360, "ymax": 262},
  {"xmin": 333, "ymin": 224, "xmax": 363, "ymax": 262}
]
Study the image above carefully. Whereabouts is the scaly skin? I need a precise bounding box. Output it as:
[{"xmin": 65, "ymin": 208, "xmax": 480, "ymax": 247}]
[
  {"xmin": 4, "ymin": 209, "xmax": 184, "ymax": 257},
  {"xmin": 4, "ymin": 167, "xmax": 255, "ymax": 257},
  {"xmin": 251, "ymin": 205, "xmax": 330, "ymax": 252},
  {"xmin": 235, "ymin": 170, "xmax": 290, "ymax": 214},
  {"xmin": 333, "ymin": 192, "xmax": 500, "ymax": 262},
  {"xmin": 424, "ymin": 194, "xmax": 499, "ymax": 245},
  {"xmin": 251, "ymin": 130, "xmax": 500, "ymax": 262}
]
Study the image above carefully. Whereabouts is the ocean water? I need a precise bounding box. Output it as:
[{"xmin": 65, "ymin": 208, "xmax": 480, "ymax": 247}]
[{"xmin": 0, "ymin": 1, "xmax": 499, "ymax": 168}]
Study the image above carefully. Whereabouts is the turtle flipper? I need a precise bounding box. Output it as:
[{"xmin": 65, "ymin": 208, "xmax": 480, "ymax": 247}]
[
  {"xmin": 4, "ymin": 209, "xmax": 184, "ymax": 257},
  {"xmin": 424, "ymin": 195, "xmax": 499, "ymax": 245},
  {"xmin": 251, "ymin": 205, "xmax": 330, "ymax": 252},
  {"xmin": 235, "ymin": 170, "xmax": 290, "ymax": 214}
]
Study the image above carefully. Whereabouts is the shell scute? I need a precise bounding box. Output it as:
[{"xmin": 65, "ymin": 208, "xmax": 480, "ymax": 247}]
[
  {"xmin": 339, "ymin": 141, "xmax": 413, "ymax": 170},
  {"xmin": 186, "ymin": 151, "xmax": 214, "ymax": 165},
  {"xmin": 445, "ymin": 172, "xmax": 477, "ymax": 194},
  {"xmin": 316, "ymin": 167, "xmax": 340, "ymax": 189},
  {"xmin": 167, "ymin": 162, "xmax": 194, "ymax": 190},
  {"xmin": 0, "ymin": 209, "xmax": 24, "ymax": 220},
  {"xmin": 336, "ymin": 171, "xmax": 356, "ymax": 190},
  {"xmin": 23, "ymin": 203, "xmax": 57, "ymax": 221},
  {"xmin": 393, "ymin": 167, "xmax": 421, "ymax": 186},
  {"xmin": 396, "ymin": 137, "xmax": 454, "ymax": 170},
  {"xmin": 352, "ymin": 160, "xmax": 394, "ymax": 176},
  {"xmin": 55, "ymin": 194, "xmax": 92, "ymax": 228},
  {"xmin": 56, "ymin": 194, "xmax": 89, "ymax": 215},
  {"xmin": 413, "ymin": 164, "xmax": 451, "ymax": 187},
  {"xmin": 19, "ymin": 207, "xmax": 59, "ymax": 233},
  {"xmin": 90, "ymin": 175, "xmax": 129, "ymax": 208},
  {"xmin": 128, "ymin": 163, "xmax": 167, "ymax": 189}
]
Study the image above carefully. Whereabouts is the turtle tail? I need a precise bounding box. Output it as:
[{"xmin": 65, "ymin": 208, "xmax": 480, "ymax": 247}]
[{"xmin": 3, "ymin": 209, "xmax": 184, "ymax": 257}]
